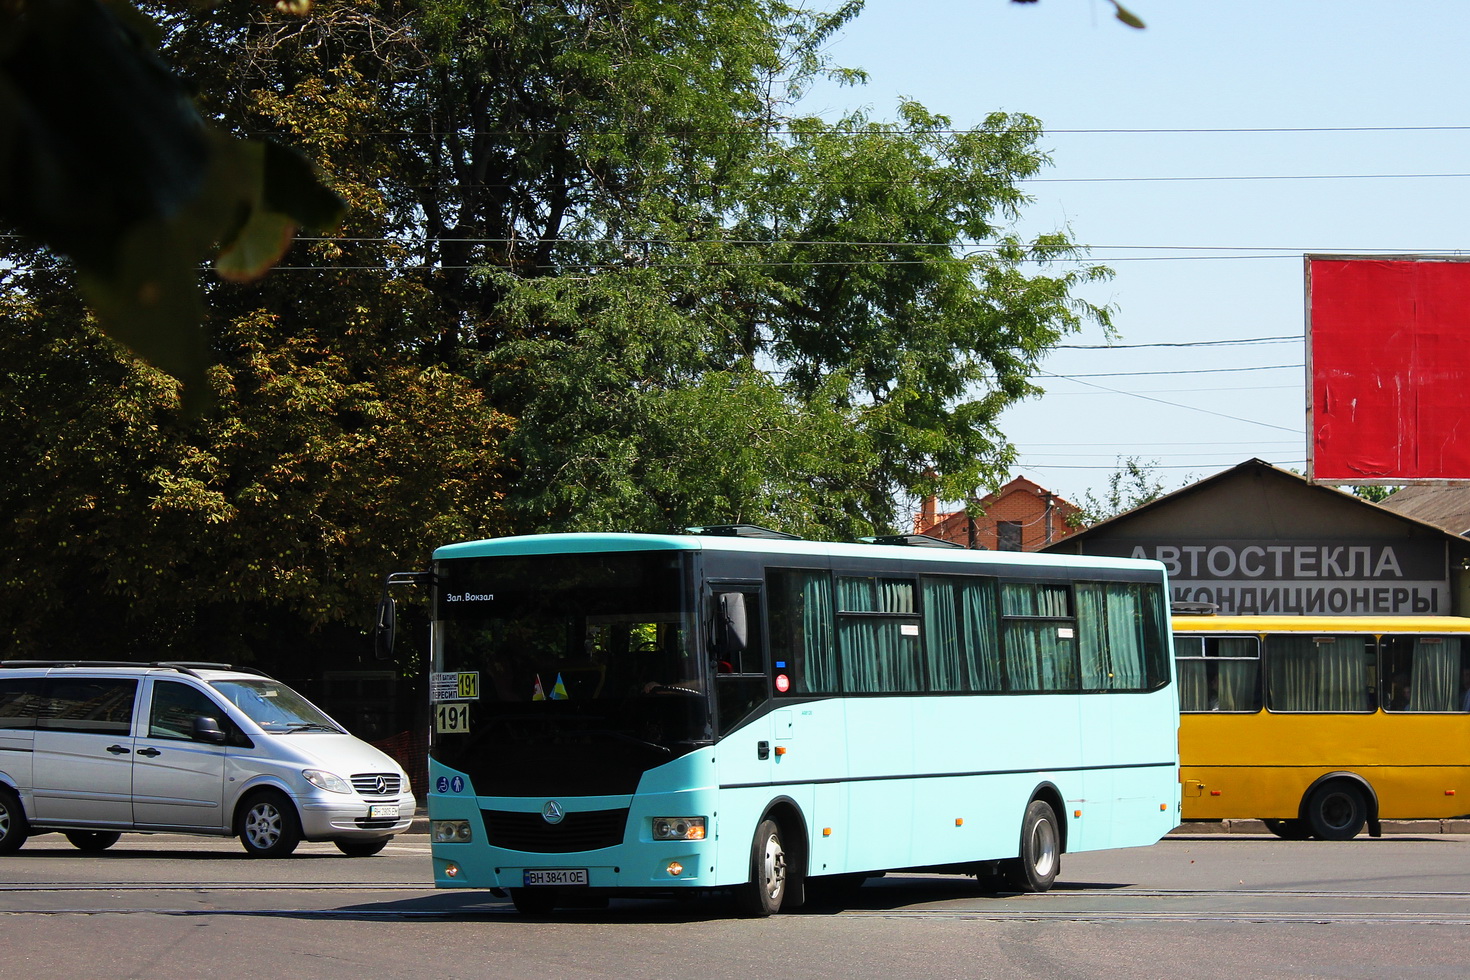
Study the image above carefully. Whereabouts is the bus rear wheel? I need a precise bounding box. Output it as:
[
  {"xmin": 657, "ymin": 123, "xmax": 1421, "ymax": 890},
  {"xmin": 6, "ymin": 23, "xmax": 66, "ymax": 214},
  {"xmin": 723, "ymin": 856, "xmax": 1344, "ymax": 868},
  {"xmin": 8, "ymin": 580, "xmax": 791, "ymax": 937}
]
[
  {"xmin": 735, "ymin": 818, "xmax": 789, "ymax": 916},
  {"xmin": 1003, "ymin": 800, "xmax": 1061, "ymax": 893},
  {"xmin": 1306, "ymin": 781, "xmax": 1368, "ymax": 840}
]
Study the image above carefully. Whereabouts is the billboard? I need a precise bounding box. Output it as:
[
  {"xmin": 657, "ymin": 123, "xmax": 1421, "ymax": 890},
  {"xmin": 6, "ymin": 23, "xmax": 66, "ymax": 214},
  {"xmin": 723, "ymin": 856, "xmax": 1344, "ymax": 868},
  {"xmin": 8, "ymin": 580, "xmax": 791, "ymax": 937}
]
[{"xmin": 1307, "ymin": 254, "xmax": 1470, "ymax": 484}]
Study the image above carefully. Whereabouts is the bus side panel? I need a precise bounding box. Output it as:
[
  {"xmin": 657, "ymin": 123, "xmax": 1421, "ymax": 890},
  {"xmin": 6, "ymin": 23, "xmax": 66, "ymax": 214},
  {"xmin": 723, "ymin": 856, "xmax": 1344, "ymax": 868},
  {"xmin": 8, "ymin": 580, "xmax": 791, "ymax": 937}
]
[
  {"xmin": 842, "ymin": 697, "xmax": 916, "ymax": 871},
  {"xmin": 1180, "ymin": 712, "xmax": 1470, "ymax": 821},
  {"xmin": 710, "ymin": 699, "xmax": 847, "ymax": 888},
  {"xmin": 1079, "ymin": 689, "xmax": 1181, "ymax": 850}
]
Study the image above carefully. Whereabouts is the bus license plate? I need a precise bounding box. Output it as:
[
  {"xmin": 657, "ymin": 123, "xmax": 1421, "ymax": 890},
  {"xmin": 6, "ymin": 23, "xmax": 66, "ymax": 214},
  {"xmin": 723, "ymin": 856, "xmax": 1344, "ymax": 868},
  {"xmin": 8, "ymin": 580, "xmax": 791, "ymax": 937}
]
[
  {"xmin": 369, "ymin": 804, "xmax": 399, "ymax": 819},
  {"xmin": 524, "ymin": 869, "xmax": 588, "ymax": 887}
]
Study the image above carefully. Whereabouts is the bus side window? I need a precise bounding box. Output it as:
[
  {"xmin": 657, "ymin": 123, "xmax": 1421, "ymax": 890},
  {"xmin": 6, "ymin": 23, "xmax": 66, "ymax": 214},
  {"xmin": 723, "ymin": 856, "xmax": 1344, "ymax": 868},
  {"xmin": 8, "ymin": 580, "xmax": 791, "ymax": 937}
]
[
  {"xmin": 1174, "ymin": 635, "xmax": 1262, "ymax": 712},
  {"xmin": 712, "ymin": 591, "xmax": 768, "ymax": 735},
  {"xmin": 1380, "ymin": 635, "xmax": 1464, "ymax": 712},
  {"xmin": 1265, "ymin": 634, "xmax": 1371, "ymax": 713}
]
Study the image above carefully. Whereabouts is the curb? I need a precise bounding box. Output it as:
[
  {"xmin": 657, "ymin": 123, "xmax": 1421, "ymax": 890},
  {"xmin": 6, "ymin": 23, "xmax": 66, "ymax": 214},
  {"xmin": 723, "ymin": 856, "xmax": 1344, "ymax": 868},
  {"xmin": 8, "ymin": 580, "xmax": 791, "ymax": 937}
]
[{"xmin": 1171, "ymin": 818, "xmax": 1470, "ymax": 835}]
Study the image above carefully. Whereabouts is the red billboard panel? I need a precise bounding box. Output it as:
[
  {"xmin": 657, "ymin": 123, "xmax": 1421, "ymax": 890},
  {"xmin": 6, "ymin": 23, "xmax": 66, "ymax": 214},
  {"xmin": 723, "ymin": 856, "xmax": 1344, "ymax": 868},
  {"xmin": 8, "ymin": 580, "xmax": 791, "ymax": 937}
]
[{"xmin": 1307, "ymin": 254, "xmax": 1470, "ymax": 483}]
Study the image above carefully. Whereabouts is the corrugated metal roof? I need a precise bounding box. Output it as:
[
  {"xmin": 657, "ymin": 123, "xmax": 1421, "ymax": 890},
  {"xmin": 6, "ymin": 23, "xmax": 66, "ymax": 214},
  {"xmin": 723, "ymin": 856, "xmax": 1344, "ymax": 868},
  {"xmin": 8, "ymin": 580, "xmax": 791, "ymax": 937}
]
[{"xmin": 1379, "ymin": 483, "xmax": 1470, "ymax": 536}]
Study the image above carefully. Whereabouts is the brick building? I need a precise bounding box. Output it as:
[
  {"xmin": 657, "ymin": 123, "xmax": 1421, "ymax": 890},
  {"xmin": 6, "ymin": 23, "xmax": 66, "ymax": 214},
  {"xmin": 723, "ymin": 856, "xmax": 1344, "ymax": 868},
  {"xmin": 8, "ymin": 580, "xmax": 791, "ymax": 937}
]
[{"xmin": 913, "ymin": 476, "xmax": 1081, "ymax": 551}]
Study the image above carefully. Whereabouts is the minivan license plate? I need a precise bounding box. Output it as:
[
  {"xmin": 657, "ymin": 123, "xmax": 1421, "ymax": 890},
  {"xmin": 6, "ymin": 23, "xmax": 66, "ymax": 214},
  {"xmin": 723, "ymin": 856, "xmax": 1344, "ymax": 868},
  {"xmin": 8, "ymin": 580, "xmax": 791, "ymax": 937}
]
[
  {"xmin": 369, "ymin": 804, "xmax": 399, "ymax": 819},
  {"xmin": 524, "ymin": 869, "xmax": 588, "ymax": 887}
]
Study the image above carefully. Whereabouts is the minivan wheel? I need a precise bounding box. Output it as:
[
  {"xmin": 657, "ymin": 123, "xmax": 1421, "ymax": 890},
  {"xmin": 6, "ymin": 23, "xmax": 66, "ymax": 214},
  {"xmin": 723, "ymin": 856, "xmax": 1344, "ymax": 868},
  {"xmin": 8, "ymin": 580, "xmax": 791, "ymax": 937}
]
[
  {"xmin": 0, "ymin": 787, "xmax": 29, "ymax": 855},
  {"xmin": 237, "ymin": 790, "xmax": 302, "ymax": 858},
  {"xmin": 335, "ymin": 837, "xmax": 390, "ymax": 857},
  {"xmin": 64, "ymin": 830, "xmax": 121, "ymax": 853}
]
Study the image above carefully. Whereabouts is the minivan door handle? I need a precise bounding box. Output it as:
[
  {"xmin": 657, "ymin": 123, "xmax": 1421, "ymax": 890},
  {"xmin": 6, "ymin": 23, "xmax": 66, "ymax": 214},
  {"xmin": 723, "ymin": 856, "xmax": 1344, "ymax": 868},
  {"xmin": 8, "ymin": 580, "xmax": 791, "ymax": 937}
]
[
  {"xmin": 136, "ymin": 747, "xmax": 161, "ymax": 758},
  {"xmin": 105, "ymin": 744, "xmax": 131, "ymax": 755}
]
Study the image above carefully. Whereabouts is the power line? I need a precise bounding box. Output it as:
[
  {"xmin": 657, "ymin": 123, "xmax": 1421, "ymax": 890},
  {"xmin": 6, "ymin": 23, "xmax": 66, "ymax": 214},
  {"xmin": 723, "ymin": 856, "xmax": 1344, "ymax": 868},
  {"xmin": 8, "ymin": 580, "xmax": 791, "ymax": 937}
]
[
  {"xmin": 1022, "ymin": 460, "xmax": 1304, "ymax": 471},
  {"xmin": 1043, "ymin": 364, "xmax": 1302, "ymax": 379},
  {"xmin": 1045, "ymin": 384, "xmax": 1302, "ymax": 394},
  {"xmin": 1025, "ymin": 172, "xmax": 1470, "ymax": 183},
  {"xmin": 1036, "ymin": 370, "xmax": 1301, "ymax": 434},
  {"xmin": 1056, "ymin": 334, "xmax": 1298, "ymax": 349}
]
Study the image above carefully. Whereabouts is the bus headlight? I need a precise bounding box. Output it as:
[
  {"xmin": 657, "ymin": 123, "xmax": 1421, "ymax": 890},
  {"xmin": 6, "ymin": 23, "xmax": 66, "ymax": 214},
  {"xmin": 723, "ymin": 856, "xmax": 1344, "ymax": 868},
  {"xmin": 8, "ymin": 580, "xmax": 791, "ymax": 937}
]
[
  {"xmin": 432, "ymin": 820, "xmax": 474, "ymax": 843},
  {"xmin": 652, "ymin": 817, "xmax": 706, "ymax": 841}
]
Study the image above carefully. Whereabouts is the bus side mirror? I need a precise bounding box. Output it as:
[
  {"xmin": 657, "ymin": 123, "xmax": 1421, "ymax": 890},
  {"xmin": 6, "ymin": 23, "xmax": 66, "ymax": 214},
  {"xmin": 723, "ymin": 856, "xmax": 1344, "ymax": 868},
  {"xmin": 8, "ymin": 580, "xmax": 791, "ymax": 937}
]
[
  {"xmin": 374, "ymin": 596, "xmax": 397, "ymax": 661},
  {"xmin": 711, "ymin": 592, "xmax": 749, "ymax": 658}
]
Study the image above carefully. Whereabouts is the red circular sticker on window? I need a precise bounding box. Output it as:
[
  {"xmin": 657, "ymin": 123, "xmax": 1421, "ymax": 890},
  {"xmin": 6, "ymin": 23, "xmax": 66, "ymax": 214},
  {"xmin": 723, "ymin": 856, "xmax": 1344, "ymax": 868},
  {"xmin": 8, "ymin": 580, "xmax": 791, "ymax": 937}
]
[{"xmin": 775, "ymin": 674, "xmax": 791, "ymax": 693}]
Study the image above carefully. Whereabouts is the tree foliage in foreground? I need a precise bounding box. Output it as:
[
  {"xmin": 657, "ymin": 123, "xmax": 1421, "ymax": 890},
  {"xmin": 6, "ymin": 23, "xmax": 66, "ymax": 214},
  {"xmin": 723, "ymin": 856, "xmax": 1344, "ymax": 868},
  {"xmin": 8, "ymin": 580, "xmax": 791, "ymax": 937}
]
[{"xmin": 0, "ymin": 0, "xmax": 1111, "ymax": 660}]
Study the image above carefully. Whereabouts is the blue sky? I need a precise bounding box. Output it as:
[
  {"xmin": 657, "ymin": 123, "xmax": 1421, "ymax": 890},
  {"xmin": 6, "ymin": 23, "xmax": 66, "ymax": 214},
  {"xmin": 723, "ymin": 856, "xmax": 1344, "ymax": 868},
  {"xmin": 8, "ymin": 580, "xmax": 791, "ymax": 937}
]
[{"xmin": 803, "ymin": 0, "xmax": 1470, "ymax": 506}]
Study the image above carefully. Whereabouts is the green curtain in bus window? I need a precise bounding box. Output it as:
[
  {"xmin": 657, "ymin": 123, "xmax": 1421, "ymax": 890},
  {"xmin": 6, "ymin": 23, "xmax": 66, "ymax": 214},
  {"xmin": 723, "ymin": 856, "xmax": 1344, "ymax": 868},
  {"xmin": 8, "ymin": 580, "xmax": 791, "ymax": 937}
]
[
  {"xmin": 1001, "ymin": 582, "xmax": 1069, "ymax": 617},
  {"xmin": 1215, "ymin": 639, "xmax": 1260, "ymax": 711},
  {"xmin": 1107, "ymin": 584, "xmax": 1147, "ymax": 689},
  {"xmin": 922, "ymin": 577, "xmax": 961, "ymax": 691},
  {"xmin": 800, "ymin": 573, "xmax": 837, "ymax": 692},
  {"xmin": 1076, "ymin": 582, "xmax": 1147, "ymax": 690},
  {"xmin": 837, "ymin": 577, "xmax": 915, "ymax": 614},
  {"xmin": 1267, "ymin": 634, "xmax": 1368, "ymax": 712},
  {"xmin": 1316, "ymin": 637, "xmax": 1370, "ymax": 711},
  {"xmin": 1178, "ymin": 659, "xmax": 1209, "ymax": 711},
  {"xmin": 1266, "ymin": 634, "xmax": 1318, "ymax": 711},
  {"xmin": 1077, "ymin": 584, "xmax": 1106, "ymax": 689},
  {"xmin": 1004, "ymin": 622, "xmax": 1077, "ymax": 692},
  {"xmin": 839, "ymin": 618, "xmax": 920, "ymax": 692},
  {"xmin": 961, "ymin": 579, "xmax": 1002, "ymax": 691},
  {"xmin": 837, "ymin": 576, "xmax": 919, "ymax": 693},
  {"xmin": 769, "ymin": 570, "xmax": 837, "ymax": 693},
  {"xmin": 1140, "ymin": 582, "xmax": 1170, "ymax": 688},
  {"xmin": 920, "ymin": 577, "xmax": 1001, "ymax": 692},
  {"xmin": 1408, "ymin": 637, "xmax": 1460, "ymax": 711}
]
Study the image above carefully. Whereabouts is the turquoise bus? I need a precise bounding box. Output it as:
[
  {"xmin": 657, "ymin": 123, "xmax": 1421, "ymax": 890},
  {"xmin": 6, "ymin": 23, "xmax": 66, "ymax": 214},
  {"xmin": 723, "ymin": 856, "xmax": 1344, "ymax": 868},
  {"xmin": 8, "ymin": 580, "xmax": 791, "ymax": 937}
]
[{"xmin": 402, "ymin": 526, "xmax": 1179, "ymax": 916}]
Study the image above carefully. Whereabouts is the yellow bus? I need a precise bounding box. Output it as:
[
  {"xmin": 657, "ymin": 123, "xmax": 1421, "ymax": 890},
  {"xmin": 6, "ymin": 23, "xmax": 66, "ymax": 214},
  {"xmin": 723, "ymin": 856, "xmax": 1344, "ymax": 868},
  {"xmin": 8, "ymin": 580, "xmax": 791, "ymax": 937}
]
[{"xmin": 1172, "ymin": 612, "xmax": 1470, "ymax": 839}]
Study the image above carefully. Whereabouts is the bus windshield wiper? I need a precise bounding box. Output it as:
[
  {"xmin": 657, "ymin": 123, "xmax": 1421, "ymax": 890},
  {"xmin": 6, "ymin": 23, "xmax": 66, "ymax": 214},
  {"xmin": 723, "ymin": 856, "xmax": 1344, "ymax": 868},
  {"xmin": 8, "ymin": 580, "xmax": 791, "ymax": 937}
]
[{"xmin": 582, "ymin": 729, "xmax": 673, "ymax": 755}]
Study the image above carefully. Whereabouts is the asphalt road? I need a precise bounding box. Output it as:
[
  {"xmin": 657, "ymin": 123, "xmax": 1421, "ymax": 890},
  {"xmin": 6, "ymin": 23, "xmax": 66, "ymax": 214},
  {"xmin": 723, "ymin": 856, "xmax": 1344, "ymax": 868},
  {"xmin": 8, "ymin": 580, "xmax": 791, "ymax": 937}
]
[{"xmin": 4, "ymin": 830, "xmax": 1469, "ymax": 980}]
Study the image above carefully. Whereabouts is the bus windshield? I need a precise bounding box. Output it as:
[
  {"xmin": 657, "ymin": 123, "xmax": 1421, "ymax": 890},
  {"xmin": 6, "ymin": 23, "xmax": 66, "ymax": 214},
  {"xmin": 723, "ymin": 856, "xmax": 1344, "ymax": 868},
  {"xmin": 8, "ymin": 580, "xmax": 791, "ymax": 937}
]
[{"xmin": 432, "ymin": 551, "xmax": 709, "ymax": 796}]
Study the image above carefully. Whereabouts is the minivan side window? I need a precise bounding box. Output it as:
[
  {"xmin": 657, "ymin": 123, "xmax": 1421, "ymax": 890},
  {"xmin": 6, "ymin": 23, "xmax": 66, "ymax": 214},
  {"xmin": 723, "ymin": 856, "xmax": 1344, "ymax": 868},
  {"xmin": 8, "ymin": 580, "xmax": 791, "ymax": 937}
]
[
  {"xmin": 149, "ymin": 681, "xmax": 231, "ymax": 741},
  {"xmin": 40, "ymin": 678, "xmax": 138, "ymax": 734},
  {"xmin": 0, "ymin": 678, "xmax": 44, "ymax": 728}
]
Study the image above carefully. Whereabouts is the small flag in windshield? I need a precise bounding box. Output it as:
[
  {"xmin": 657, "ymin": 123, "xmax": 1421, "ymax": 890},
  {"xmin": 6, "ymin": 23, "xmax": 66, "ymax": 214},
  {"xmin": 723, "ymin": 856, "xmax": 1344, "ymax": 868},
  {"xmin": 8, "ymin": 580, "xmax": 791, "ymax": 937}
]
[
  {"xmin": 532, "ymin": 675, "xmax": 546, "ymax": 701},
  {"xmin": 551, "ymin": 673, "xmax": 569, "ymax": 700}
]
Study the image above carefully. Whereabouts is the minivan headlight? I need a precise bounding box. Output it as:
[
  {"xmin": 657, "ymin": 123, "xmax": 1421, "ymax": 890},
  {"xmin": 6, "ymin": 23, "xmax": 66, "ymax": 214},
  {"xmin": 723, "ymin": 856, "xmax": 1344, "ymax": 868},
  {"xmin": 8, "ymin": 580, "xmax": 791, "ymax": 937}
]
[{"xmin": 303, "ymin": 769, "xmax": 353, "ymax": 794}]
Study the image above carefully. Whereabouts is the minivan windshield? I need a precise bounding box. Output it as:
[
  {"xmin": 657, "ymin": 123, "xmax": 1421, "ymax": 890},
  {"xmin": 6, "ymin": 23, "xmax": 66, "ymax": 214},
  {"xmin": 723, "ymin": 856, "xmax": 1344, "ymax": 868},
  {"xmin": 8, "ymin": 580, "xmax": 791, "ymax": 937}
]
[{"xmin": 211, "ymin": 679, "xmax": 343, "ymax": 733}]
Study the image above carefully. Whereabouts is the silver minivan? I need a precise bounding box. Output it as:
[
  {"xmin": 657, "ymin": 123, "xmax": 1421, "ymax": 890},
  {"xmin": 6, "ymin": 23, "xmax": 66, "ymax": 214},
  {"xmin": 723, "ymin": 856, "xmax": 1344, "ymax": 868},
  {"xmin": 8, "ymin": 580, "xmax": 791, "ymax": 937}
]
[{"xmin": 0, "ymin": 661, "xmax": 416, "ymax": 857}]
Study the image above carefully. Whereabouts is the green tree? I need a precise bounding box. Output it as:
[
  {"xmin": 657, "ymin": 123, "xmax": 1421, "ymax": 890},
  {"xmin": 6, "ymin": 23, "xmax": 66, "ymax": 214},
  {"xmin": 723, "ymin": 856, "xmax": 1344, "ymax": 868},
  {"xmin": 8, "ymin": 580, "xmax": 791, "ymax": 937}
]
[
  {"xmin": 1, "ymin": 0, "xmax": 1113, "ymax": 661},
  {"xmin": 1347, "ymin": 485, "xmax": 1400, "ymax": 504},
  {"xmin": 1071, "ymin": 457, "xmax": 1176, "ymax": 526}
]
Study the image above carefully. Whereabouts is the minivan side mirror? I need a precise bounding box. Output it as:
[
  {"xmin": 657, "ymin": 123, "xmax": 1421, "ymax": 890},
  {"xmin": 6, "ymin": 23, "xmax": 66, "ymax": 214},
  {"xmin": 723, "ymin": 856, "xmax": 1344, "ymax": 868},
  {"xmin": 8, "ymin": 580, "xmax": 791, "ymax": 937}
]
[{"xmin": 193, "ymin": 715, "xmax": 228, "ymax": 744}]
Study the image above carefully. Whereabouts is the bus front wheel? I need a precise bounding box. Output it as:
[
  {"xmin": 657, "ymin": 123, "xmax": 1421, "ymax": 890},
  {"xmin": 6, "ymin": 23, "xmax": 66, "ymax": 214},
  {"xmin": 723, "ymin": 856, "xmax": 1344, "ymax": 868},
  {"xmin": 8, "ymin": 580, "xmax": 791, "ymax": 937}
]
[
  {"xmin": 1003, "ymin": 800, "xmax": 1061, "ymax": 893},
  {"xmin": 1306, "ymin": 781, "xmax": 1368, "ymax": 840},
  {"xmin": 735, "ymin": 818, "xmax": 789, "ymax": 916}
]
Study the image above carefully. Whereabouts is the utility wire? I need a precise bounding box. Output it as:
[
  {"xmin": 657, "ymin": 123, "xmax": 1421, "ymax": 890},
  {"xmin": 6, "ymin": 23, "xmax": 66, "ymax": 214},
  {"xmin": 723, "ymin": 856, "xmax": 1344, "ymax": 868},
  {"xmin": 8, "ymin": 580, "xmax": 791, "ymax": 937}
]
[{"xmin": 1036, "ymin": 370, "xmax": 1302, "ymax": 434}]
